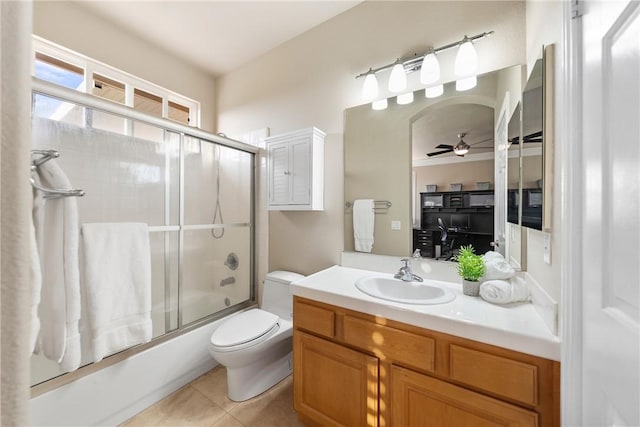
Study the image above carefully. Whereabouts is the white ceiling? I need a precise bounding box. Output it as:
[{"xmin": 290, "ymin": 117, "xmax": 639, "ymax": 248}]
[
  {"xmin": 78, "ymin": 0, "xmax": 363, "ymax": 76},
  {"xmin": 412, "ymin": 103, "xmax": 495, "ymax": 161}
]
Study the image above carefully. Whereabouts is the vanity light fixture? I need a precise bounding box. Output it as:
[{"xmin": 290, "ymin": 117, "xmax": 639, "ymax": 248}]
[
  {"xmin": 356, "ymin": 30, "xmax": 493, "ymax": 105},
  {"xmin": 388, "ymin": 59, "xmax": 407, "ymax": 92},
  {"xmin": 397, "ymin": 92, "xmax": 414, "ymax": 105},
  {"xmin": 425, "ymin": 84, "xmax": 444, "ymax": 98},
  {"xmin": 362, "ymin": 69, "xmax": 378, "ymax": 101},
  {"xmin": 454, "ymin": 36, "xmax": 479, "ymax": 76},
  {"xmin": 420, "ymin": 50, "xmax": 440, "ymax": 85},
  {"xmin": 372, "ymin": 99, "xmax": 388, "ymax": 110},
  {"xmin": 456, "ymin": 75, "xmax": 477, "ymax": 91}
]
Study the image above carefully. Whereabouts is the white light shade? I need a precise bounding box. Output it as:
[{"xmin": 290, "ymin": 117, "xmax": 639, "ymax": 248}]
[
  {"xmin": 454, "ymin": 39, "xmax": 478, "ymax": 76},
  {"xmin": 456, "ymin": 75, "xmax": 477, "ymax": 91},
  {"xmin": 424, "ymin": 84, "xmax": 444, "ymax": 98},
  {"xmin": 397, "ymin": 92, "xmax": 414, "ymax": 105},
  {"xmin": 362, "ymin": 72, "xmax": 378, "ymax": 101},
  {"xmin": 420, "ymin": 53, "xmax": 440, "ymax": 85},
  {"xmin": 372, "ymin": 99, "xmax": 388, "ymax": 110},
  {"xmin": 388, "ymin": 62, "xmax": 407, "ymax": 92}
]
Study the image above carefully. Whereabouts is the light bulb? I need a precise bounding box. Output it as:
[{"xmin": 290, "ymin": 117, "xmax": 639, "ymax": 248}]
[
  {"xmin": 388, "ymin": 61, "xmax": 407, "ymax": 93},
  {"xmin": 455, "ymin": 37, "xmax": 478, "ymax": 76},
  {"xmin": 372, "ymin": 99, "xmax": 388, "ymax": 110},
  {"xmin": 362, "ymin": 71, "xmax": 378, "ymax": 101},
  {"xmin": 397, "ymin": 92, "xmax": 414, "ymax": 105},
  {"xmin": 456, "ymin": 75, "xmax": 477, "ymax": 91},
  {"xmin": 420, "ymin": 52, "xmax": 440, "ymax": 85},
  {"xmin": 425, "ymin": 84, "xmax": 444, "ymax": 98}
]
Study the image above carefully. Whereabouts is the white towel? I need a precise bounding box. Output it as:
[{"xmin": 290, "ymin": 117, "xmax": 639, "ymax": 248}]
[
  {"xmin": 481, "ymin": 251, "xmax": 515, "ymax": 281},
  {"xmin": 35, "ymin": 160, "xmax": 82, "ymax": 372},
  {"xmin": 81, "ymin": 223, "xmax": 152, "ymax": 362},
  {"xmin": 29, "ymin": 221, "xmax": 42, "ymax": 354},
  {"xmin": 480, "ymin": 277, "xmax": 530, "ymax": 304},
  {"xmin": 353, "ymin": 199, "xmax": 375, "ymax": 252}
]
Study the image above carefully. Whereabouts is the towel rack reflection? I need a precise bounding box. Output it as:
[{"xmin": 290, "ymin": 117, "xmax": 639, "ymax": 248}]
[
  {"xmin": 31, "ymin": 149, "xmax": 85, "ymax": 199},
  {"xmin": 345, "ymin": 200, "xmax": 392, "ymax": 212}
]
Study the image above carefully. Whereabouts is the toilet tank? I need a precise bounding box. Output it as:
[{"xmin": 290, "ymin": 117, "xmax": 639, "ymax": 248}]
[{"xmin": 262, "ymin": 270, "xmax": 305, "ymax": 320}]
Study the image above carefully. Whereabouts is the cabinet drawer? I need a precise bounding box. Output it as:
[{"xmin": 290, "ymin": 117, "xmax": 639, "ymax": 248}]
[
  {"xmin": 391, "ymin": 365, "xmax": 538, "ymax": 427},
  {"xmin": 449, "ymin": 344, "xmax": 539, "ymax": 406},
  {"xmin": 343, "ymin": 315, "xmax": 435, "ymax": 373},
  {"xmin": 294, "ymin": 300, "xmax": 335, "ymax": 338}
]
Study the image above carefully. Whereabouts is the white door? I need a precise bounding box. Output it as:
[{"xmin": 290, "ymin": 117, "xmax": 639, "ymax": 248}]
[
  {"xmin": 581, "ymin": 0, "xmax": 639, "ymax": 424},
  {"xmin": 493, "ymin": 94, "xmax": 509, "ymax": 257}
]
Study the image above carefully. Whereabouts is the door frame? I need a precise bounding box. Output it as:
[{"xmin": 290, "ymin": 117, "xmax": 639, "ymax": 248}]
[{"xmin": 559, "ymin": 0, "xmax": 584, "ymax": 425}]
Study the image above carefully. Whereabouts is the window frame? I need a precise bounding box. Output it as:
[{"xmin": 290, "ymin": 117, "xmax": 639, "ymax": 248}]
[{"xmin": 32, "ymin": 35, "xmax": 201, "ymax": 128}]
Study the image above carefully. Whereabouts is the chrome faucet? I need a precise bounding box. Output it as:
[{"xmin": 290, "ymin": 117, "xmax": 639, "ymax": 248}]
[{"xmin": 394, "ymin": 258, "xmax": 423, "ymax": 282}]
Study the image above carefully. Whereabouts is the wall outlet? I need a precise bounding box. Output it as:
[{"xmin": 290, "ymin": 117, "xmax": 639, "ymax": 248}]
[
  {"xmin": 391, "ymin": 220, "xmax": 401, "ymax": 230},
  {"xmin": 543, "ymin": 232, "xmax": 551, "ymax": 264}
]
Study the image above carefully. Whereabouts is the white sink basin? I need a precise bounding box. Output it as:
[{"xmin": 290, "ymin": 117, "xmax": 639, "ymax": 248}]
[{"xmin": 355, "ymin": 276, "xmax": 456, "ymax": 305}]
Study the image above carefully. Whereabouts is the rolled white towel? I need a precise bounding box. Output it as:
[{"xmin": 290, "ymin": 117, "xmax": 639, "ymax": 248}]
[
  {"xmin": 479, "ymin": 277, "xmax": 530, "ymax": 304},
  {"xmin": 481, "ymin": 251, "xmax": 515, "ymax": 281}
]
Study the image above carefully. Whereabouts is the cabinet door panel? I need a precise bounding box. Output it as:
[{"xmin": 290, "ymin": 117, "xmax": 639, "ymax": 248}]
[
  {"xmin": 269, "ymin": 142, "xmax": 290, "ymax": 205},
  {"xmin": 290, "ymin": 139, "xmax": 311, "ymax": 205},
  {"xmin": 294, "ymin": 331, "xmax": 378, "ymax": 427},
  {"xmin": 391, "ymin": 365, "xmax": 538, "ymax": 427}
]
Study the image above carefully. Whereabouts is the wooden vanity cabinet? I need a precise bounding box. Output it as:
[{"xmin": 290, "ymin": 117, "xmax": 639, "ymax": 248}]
[{"xmin": 293, "ymin": 297, "xmax": 560, "ymax": 427}]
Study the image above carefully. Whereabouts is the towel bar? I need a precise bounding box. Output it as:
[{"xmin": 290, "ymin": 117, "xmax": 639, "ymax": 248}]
[
  {"xmin": 30, "ymin": 149, "xmax": 85, "ymax": 198},
  {"xmin": 345, "ymin": 200, "xmax": 392, "ymax": 209}
]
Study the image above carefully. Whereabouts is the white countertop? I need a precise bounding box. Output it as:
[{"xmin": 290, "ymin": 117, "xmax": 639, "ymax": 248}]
[{"xmin": 292, "ymin": 265, "xmax": 561, "ymax": 361}]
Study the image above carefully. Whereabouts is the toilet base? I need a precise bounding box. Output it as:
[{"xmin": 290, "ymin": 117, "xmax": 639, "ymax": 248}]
[{"xmin": 226, "ymin": 349, "xmax": 293, "ymax": 402}]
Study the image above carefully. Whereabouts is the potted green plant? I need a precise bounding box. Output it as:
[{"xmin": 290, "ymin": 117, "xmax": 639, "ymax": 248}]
[{"xmin": 454, "ymin": 245, "xmax": 485, "ymax": 296}]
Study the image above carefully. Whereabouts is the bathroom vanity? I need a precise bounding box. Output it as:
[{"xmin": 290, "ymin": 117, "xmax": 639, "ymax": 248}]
[{"xmin": 291, "ymin": 266, "xmax": 560, "ymax": 427}]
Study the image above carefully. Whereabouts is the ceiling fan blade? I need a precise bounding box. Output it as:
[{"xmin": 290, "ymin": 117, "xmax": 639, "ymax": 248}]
[
  {"xmin": 435, "ymin": 144, "xmax": 453, "ymax": 149},
  {"xmin": 427, "ymin": 148, "xmax": 453, "ymax": 157}
]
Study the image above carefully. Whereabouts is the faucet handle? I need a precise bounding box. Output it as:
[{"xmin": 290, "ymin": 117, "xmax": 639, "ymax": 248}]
[{"xmin": 400, "ymin": 258, "xmax": 410, "ymax": 267}]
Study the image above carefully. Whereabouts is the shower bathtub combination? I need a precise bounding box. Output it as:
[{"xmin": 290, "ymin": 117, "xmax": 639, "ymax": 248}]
[{"xmin": 29, "ymin": 78, "xmax": 258, "ymax": 426}]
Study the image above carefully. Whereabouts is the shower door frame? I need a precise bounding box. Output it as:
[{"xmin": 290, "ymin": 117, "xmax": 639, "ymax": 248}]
[{"xmin": 30, "ymin": 77, "xmax": 258, "ymax": 396}]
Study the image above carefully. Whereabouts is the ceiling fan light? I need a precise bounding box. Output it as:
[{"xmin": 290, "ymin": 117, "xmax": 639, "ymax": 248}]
[
  {"xmin": 420, "ymin": 52, "xmax": 440, "ymax": 85},
  {"xmin": 362, "ymin": 71, "xmax": 379, "ymax": 101},
  {"xmin": 455, "ymin": 38, "xmax": 478, "ymax": 76},
  {"xmin": 397, "ymin": 92, "xmax": 414, "ymax": 105},
  {"xmin": 371, "ymin": 99, "xmax": 388, "ymax": 110},
  {"xmin": 425, "ymin": 84, "xmax": 444, "ymax": 98},
  {"xmin": 456, "ymin": 75, "xmax": 477, "ymax": 91},
  {"xmin": 453, "ymin": 147, "xmax": 469, "ymax": 156},
  {"xmin": 388, "ymin": 61, "xmax": 407, "ymax": 93}
]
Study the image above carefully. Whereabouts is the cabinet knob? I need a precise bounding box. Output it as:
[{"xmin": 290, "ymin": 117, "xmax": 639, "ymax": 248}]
[
  {"xmin": 490, "ymin": 240, "xmax": 500, "ymax": 247},
  {"xmin": 284, "ymin": 171, "xmax": 290, "ymax": 175}
]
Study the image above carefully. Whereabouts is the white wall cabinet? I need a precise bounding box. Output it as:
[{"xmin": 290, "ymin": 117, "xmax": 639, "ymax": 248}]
[{"xmin": 266, "ymin": 127, "xmax": 325, "ymax": 211}]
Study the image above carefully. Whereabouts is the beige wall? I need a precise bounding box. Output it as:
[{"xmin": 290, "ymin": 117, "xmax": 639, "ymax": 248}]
[
  {"xmin": 525, "ymin": 0, "xmax": 563, "ymax": 302},
  {"xmin": 32, "ymin": 1, "xmax": 217, "ymax": 132},
  {"xmin": 216, "ymin": 1, "xmax": 526, "ymax": 274},
  {"xmin": 415, "ymin": 160, "xmax": 495, "ymax": 193}
]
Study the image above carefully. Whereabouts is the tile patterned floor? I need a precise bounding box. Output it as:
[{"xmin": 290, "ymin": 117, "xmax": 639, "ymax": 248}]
[{"xmin": 120, "ymin": 367, "xmax": 306, "ymax": 427}]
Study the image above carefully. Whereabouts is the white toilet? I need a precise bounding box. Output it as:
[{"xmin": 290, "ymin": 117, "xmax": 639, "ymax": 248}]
[{"xmin": 208, "ymin": 270, "xmax": 304, "ymax": 402}]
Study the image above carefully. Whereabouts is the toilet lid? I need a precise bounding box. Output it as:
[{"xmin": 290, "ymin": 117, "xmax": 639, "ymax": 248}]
[{"xmin": 210, "ymin": 309, "xmax": 279, "ymax": 348}]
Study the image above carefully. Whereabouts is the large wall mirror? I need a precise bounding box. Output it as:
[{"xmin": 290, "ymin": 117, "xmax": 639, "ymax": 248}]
[{"xmin": 344, "ymin": 64, "xmax": 524, "ymax": 258}]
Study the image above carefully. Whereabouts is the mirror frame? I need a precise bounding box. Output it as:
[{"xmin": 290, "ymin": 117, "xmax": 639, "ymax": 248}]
[{"xmin": 542, "ymin": 44, "xmax": 554, "ymax": 232}]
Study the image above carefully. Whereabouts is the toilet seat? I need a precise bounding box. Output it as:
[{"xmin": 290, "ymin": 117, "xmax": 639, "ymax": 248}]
[{"xmin": 210, "ymin": 309, "xmax": 280, "ymax": 352}]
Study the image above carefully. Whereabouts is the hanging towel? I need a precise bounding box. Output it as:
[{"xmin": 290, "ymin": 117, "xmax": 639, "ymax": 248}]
[
  {"xmin": 81, "ymin": 223, "xmax": 152, "ymax": 363},
  {"xmin": 481, "ymin": 251, "xmax": 515, "ymax": 281},
  {"xmin": 479, "ymin": 276, "xmax": 530, "ymax": 304},
  {"xmin": 30, "ymin": 174, "xmax": 44, "ymax": 354},
  {"xmin": 353, "ymin": 199, "xmax": 375, "ymax": 252},
  {"xmin": 29, "ymin": 222, "xmax": 42, "ymax": 354},
  {"xmin": 35, "ymin": 160, "xmax": 82, "ymax": 372}
]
